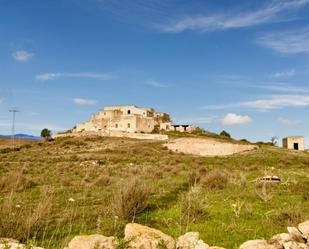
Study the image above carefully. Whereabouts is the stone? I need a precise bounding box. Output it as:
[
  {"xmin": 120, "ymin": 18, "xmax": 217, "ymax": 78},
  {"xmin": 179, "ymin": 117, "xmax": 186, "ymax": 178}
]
[
  {"xmin": 298, "ymin": 221, "xmax": 309, "ymax": 237},
  {"xmin": 0, "ymin": 239, "xmax": 44, "ymax": 249},
  {"xmin": 177, "ymin": 232, "xmax": 209, "ymax": 249},
  {"xmin": 239, "ymin": 240, "xmax": 276, "ymax": 249},
  {"xmin": 124, "ymin": 223, "xmax": 175, "ymax": 249},
  {"xmin": 269, "ymin": 233, "xmax": 292, "ymax": 245},
  {"xmin": 67, "ymin": 234, "xmax": 117, "ymax": 249},
  {"xmin": 287, "ymin": 227, "xmax": 305, "ymax": 243},
  {"xmin": 283, "ymin": 241, "xmax": 309, "ymax": 249}
]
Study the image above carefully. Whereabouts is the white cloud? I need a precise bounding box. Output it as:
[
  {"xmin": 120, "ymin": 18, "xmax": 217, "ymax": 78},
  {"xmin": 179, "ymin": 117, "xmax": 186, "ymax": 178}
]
[
  {"xmin": 145, "ymin": 79, "xmax": 167, "ymax": 88},
  {"xmin": 259, "ymin": 28, "xmax": 309, "ymax": 54},
  {"xmin": 158, "ymin": 0, "xmax": 309, "ymax": 33},
  {"xmin": 222, "ymin": 113, "xmax": 252, "ymax": 125},
  {"xmin": 73, "ymin": 98, "xmax": 97, "ymax": 106},
  {"xmin": 12, "ymin": 50, "xmax": 34, "ymax": 62},
  {"xmin": 258, "ymin": 83, "xmax": 309, "ymax": 94},
  {"xmin": 205, "ymin": 95, "xmax": 309, "ymax": 111},
  {"xmin": 278, "ymin": 117, "xmax": 302, "ymax": 125},
  {"xmin": 36, "ymin": 72, "xmax": 111, "ymax": 81},
  {"xmin": 272, "ymin": 69, "xmax": 295, "ymax": 78}
]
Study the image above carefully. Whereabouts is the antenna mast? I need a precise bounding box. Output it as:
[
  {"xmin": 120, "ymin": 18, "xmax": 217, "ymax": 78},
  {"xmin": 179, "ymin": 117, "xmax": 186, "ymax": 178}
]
[{"xmin": 9, "ymin": 107, "xmax": 19, "ymax": 149}]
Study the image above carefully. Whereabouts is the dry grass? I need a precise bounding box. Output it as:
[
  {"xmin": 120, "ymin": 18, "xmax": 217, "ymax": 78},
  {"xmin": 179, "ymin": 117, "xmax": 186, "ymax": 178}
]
[
  {"xmin": 110, "ymin": 177, "xmax": 152, "ymax": 221},
  {"xmin": 201, "ymin": 169, "xmax": 230, "ymax": 190}
]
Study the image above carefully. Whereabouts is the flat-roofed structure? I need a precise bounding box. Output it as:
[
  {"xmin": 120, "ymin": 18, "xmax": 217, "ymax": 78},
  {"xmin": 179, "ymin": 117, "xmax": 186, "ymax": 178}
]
[{"xmin": 282, "ymin": 136, "xmax": 305, "ymax": 151}]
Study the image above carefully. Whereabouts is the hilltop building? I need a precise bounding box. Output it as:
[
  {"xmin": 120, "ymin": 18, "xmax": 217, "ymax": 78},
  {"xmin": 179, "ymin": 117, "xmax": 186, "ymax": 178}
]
[
  {"xmin": 282, "ymin": 136, "xmax": 305, "ymax": 151},
  {"xmin": 73, "ymin": 105, "xmax": 195, "ymax": 134}
]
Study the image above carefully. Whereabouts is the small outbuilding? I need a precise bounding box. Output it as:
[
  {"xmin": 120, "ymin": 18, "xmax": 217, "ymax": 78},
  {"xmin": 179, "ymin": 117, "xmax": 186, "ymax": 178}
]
[{"xmin": 282, "ymin": 136, "xmax": 305, "ymax": 151}]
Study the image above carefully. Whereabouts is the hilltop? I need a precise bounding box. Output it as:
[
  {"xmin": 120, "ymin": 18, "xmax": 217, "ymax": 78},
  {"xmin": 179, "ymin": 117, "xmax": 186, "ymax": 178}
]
[{"xmin": 0, "ymin": 134, "xmax": 308, "ymax": 248}]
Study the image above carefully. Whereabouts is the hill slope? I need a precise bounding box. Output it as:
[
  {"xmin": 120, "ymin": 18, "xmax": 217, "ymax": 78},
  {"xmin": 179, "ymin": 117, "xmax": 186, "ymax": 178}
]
[{"xmin": 0, "ymin": 135, "xmax": 308, "ymax": 248}]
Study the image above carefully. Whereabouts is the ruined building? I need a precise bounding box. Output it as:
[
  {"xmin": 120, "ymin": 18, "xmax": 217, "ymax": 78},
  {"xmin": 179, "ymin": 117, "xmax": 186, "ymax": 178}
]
[
  {"xmin": 73, "ymin": 105, "xmax": 195, "ymax": 134},
  {"xmin": 282, "ymin": 136, "xmax": 305, "ymax": 151}
]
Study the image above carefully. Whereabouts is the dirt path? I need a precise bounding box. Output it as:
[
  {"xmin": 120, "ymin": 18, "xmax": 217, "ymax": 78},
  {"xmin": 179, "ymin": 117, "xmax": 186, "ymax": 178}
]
[{"xmin": 165, "ymin": 137, "xmax": 258, "ymax": 156}]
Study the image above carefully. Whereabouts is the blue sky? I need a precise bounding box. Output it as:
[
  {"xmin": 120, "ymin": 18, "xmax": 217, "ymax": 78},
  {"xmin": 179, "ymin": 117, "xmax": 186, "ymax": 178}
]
[{"xmin": 1, "ymin": 0, "xmax": 309, "ymax": 147}]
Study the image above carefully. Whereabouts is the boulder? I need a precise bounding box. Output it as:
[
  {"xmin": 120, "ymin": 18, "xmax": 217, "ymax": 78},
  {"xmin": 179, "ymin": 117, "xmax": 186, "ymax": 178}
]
[
  {"xmin": 124, "ymin": 223, "xmax": 175, "ymax": 249},
  {"xmin": 283, "ymin": 241, "xmax": 309, "ymax": 249},
  {"xmin": 177, "ymin": 232, "xmax": 209, "ymax": 249},
  {"xmin": 239, "ymin": 240, "xmax": 276, "ymax": 249},
  {"xmin": 287, "ymin": 227, "xmax": 305, "ymax": 243},
  {"xmin": 269, "ymin": 233, "xmax": 292, "ymax": 245},
  {"xmin": 0, "ymin": 238, "xmax": 43, "ymax": 249},
  {"xmin": 67, "ymin": 234, "xmax": 117, "ymax": 249},
  {"xmin": 298, "ymin": 221, "xmax": 309, "ymax": 237}
]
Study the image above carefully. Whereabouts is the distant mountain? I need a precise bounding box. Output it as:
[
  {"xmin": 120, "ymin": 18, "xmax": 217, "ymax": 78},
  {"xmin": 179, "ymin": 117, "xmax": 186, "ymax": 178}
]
[{"xmin": 0, "ymin": 134, "xmax": 42, "ymax": 140}]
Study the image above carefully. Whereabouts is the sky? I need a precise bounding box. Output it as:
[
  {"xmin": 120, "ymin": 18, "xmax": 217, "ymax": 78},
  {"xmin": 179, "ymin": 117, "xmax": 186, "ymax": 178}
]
[{"xmin": 0, "ymin": 0, "xmax": 309, "ymax": 147}]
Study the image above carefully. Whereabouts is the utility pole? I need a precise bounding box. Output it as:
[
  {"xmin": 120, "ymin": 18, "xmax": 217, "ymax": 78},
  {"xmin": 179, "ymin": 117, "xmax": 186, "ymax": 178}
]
[{"xmin": 9, "ymin": 107, "xmax": 19, "ymax": 149}]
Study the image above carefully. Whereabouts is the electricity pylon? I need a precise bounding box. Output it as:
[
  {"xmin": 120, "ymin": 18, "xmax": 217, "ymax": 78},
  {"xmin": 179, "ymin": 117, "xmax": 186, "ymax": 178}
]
[{"xmin": 9, "ymin": 107, "xmax": 19, "ymax": 149}]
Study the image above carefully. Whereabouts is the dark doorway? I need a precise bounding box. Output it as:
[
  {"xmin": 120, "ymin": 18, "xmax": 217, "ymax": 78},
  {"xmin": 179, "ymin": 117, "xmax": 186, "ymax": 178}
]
[{"xmin": 294, "ymin": 143, "xmax": 299, "ymax": 150}]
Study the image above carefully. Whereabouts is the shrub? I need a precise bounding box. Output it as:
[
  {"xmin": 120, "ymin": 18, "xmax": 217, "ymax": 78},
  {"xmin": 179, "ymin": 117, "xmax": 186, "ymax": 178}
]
[
  {"xmin": 201, "ymin": 169, "xmax": 229, "ymax": 190},
  {"xmin": 220, "ymin": 130, "xmax": 231, "ymax": 138},
  {"xmin": 110, "ymin": 178, "xmax": 151, "ymax": 220},
  {"xmin": 180, "ymin": 186, "xmax": 209, "ymax": 222}
]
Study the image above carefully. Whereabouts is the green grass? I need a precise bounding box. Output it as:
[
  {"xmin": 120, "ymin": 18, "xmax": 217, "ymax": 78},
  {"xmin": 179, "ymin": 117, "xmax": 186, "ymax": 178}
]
[{"xmin": 0, "ymin": 136, "xmax": 309, "ymax": 248}]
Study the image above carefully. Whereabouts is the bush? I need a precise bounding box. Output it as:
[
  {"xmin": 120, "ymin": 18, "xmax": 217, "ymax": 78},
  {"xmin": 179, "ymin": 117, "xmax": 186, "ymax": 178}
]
[
  {"xmin": 110, "ymin": 178, "xmax": 151, "ymax": 220},
  {"xmin": 201, "ymin": 169, "xmax": 229, "ymax": 190},
  {"xmin": 180, "ymin": 186, "xmax": 209, "ymax": 222},
  {"xmin": 220, "ymin": 130, "xmax": 231, "ymax": 138}
]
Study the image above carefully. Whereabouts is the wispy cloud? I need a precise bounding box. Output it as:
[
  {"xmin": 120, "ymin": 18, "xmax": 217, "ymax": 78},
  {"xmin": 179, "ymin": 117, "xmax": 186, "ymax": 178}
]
[
  {"xmin": 257, "ymin": 83, "xmax": 309, "ymax": 94},
  {"xmin": 222, "ymin": 113, "xmax": 252, "ymax": 125},
  {"xmin": 204, "ymin": 95, "xmax": 309, "ymax": 111},
  {"xmin": 278, "ymin": 117, "xmax": 302, "ymax": 125},
  {"xmin": 271, "ymin": 69, "xmax": 295, "ymax": 78},
  {"xmin": 158, "ymin": 0, "xmax": 309, "ymax": 33},
  {"xmin": 36, "ymin": 72, "xmax": 111, "ymax": 81},
  {"xmin": 12, "ymin": 50, "xmax": 34, "ymax": 62},
  {"xmin": 145, "ymin": 79, "xmax": 167, "ymax": 88},
  {"xmin": 259, "ymin": 27, "xmax": 309, "ymax": 54},
  {"xmin": 73, "ymin": 98, "xmax": 97, "ymax": 106}
]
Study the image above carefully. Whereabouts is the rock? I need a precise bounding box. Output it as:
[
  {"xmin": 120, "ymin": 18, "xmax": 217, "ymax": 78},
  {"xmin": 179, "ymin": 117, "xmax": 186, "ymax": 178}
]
[
  {"xmin": 298, "ymin": 221, "xmax": 309, "ymax": 237},
  {"xmin": 208, "ymin": 247, "xmax": 226, "ymax": 249},
  {"xmin": 239, "ymin": 240, "xmax": 276, "ymax": 249},
  {"xmin": 287, "ymin": 227, "xmax": 305, "ymax": 243},
  {"xmin": 283, "ymin": 241, "xmax": 309, "ymax": 249},
  {"xmin": 177, "ymin": 232, "xmax": 209, "ymax": 249},
  {"xmin": 269, "ymin": 233, "xmax": 292, "ymax": 245},
  {"xmin": 124, "ymin": 223, "xmax": 175, "ymax": 249},
  {"xmin": 67, "ymin": 234, "xmax": 117, "ymax": 249},
  {"xmin": 0, "ymin": 239, "xmax": 44, "ymax": 249}
]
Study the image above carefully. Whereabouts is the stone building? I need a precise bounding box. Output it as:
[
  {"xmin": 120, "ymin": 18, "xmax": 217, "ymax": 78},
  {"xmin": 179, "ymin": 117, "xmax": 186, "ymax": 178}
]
[
  {"xmin": 282, "ymin": 136, "xmax": 305, "ymax": 151},
  {"xmin": 73, "ymin": 105, "xmax": 177, "ymax": 134}
]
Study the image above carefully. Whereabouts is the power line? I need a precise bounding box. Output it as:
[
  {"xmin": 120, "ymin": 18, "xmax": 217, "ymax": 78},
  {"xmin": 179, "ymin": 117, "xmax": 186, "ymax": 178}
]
[{"xmin": 9, "ymin": 107, "xmax": 19, "ymax": 149}]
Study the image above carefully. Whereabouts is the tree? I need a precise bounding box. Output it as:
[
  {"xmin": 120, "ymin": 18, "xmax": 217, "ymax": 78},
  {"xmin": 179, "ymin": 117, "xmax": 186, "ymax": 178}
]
[
  {"xmin": 270, "ymin": 136, "xmax": 279, "ymax": 146},
  {"xmin": 220, "ymin": 130, "xmax": 231, "ymax": 138},
  {"xmin": 41, "ymin": 128, "xmax": 52, "ymax": 140}
]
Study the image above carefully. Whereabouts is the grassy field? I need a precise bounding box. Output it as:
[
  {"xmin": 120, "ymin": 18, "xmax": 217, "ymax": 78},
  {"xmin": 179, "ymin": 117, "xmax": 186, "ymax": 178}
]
[{"xmin": 0, "ymin": 135, "xmax": 309, "ymax": 248}]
